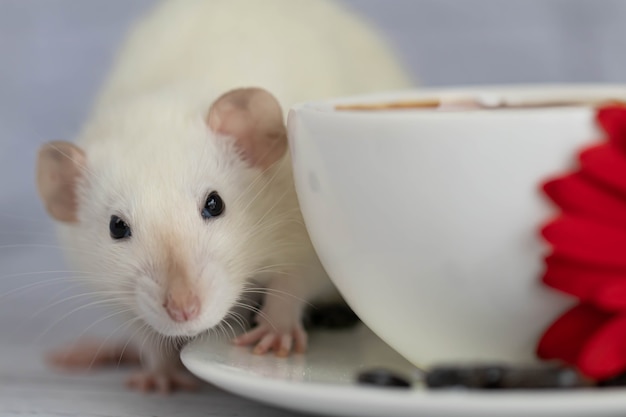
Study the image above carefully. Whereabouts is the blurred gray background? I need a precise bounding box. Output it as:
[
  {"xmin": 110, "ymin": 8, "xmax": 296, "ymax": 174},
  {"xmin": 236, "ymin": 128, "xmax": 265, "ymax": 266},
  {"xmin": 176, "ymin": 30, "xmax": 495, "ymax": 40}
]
[{"xmin": 1, "ymin": 0, "xmax": 625, "ymax": 346}]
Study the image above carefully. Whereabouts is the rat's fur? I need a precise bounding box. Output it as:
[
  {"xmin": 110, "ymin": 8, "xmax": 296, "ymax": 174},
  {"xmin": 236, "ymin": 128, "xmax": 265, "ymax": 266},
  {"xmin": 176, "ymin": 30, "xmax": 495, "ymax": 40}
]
[
  {"xmin": 92, "ymin": 0, "xmax": 413, "ymax": 113},
  {"xmin": 38, "ymin": 0, "xmax": 414, "ymax": 392}
]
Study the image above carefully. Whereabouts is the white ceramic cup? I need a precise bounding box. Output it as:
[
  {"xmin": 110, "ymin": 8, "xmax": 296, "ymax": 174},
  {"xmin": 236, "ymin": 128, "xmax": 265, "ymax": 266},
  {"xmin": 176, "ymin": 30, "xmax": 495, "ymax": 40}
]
[{"xmin": 287, "ymin": 84, "xmax": 626, "ymax": 369}]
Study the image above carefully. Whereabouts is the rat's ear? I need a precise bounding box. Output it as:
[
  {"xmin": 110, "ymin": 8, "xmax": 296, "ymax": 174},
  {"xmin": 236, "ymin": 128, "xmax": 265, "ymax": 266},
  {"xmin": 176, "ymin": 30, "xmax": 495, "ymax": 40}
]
[
  {"xmin": 36, "ymin": 141, "xmax": 86, "ymax": 223},
  {"xmin": 207, "ymin": 87, "xmax": 287, "ymax": 170}
]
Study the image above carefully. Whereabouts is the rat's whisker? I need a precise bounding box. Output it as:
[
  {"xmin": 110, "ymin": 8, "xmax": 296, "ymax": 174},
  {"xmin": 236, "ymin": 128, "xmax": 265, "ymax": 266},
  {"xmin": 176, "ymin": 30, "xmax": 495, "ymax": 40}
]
[
  {"xmin": 243, "ymin": 287, "xmax": 314, "ymax": 308},
  {"xmin": 130, "ymin": 322, "xmax": 151, "ymax": 367},
  {"xmin": 0, "ymin": 277, "xmax": 78, "ymax": 300},
  {"xmin": 35, "ymin": 302, "xmax": 130, "ymax": 343},
  {"xmin": 245, "ymin": 216, "xmax": 305, "ymax": 239},
  {"xmin": 261, "ymin": 241, "xmax": 309, "ymax": 252},
  {"xmin": 85, "ymin": 316, "xmax": 141, "ymax": 372},
  {"xmin": 246, "ymin": 187, "xmax": 291, "ymax": 234},
  {"xmin": 0, "ymin": 269, "xmax": 122, "ymax": 281},
  {"xmin": 137, "ymin": 326, "xmax": 155, "ymax": 366},
  {"xmin": 251, "ymin": 262, "xmax": 309, "ymax": 269},
  {"xmin": 34, "ymin": 302, "xmax": 134, "ymax": 343},
  {"xmin": 231, "ymin": 154, "xmax": 284, "ymax": 208},
  {"xmin": 233, "ymin": 302, "xmax": 277, "ymax": 332},
  {"xmin": 0, "ymin": 276, "xmax": 125, "ymax": 302},
  {"xmin": 140, "ymin": 327, "xmax": 159, "ymax": 366},
  {"xmin": 214, "ymin": 322, "xmax": 226, "ymax": 340},
  {"xmin": 221, "ymin": 316, "xmax": 238, "ymax": 340},
  {"xmin": 249, "ymin": 270, "xmax": 293, "ymax": 278},
  {"xmin": 31, "ymin": 290, "xmax": 133, "ymax": 318},
  {"xmin": 236, "ymin": 156, "xmax": 286, "ymax": 212},
  {"xmin": 228, "ymin": 310, "xmax": 249, "ymax": 333},
  {"xmin": 115, "ymin": 319, "xmax": 144, "ymax": 369},
  {"xmin": 219, "ymin": 322, "xmax": 230, "ymax": 340},
  {"xmin": 241, "ymin": 288, "xmax": 286, "ymax": 302}
]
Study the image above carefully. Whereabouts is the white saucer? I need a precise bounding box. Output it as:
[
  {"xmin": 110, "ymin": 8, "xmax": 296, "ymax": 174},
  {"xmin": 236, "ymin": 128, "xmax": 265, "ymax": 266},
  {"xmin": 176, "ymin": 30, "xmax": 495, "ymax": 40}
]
[{"xmin": 181, "ymin": 325, "xmax": 626, "ymax": 417}]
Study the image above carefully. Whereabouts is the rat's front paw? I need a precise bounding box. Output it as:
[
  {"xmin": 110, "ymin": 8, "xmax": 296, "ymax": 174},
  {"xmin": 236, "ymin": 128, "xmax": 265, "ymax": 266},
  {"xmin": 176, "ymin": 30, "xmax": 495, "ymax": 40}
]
[
  {"xmin": 126, "ymin": 369, "xmax": 200, "ymax": 394},
  {"xmin": 232, "ymin": 320, "xmax": 308, "ymax": 357}
]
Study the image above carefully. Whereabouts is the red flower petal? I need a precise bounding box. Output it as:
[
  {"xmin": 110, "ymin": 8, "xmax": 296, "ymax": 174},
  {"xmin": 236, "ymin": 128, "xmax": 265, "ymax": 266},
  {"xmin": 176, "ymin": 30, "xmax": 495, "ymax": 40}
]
[
  {"xmin": 542, "ymin": 172, "xmax": 626, "ymax": 229},
  {"xmin": 536, "ymin": 304, "xmax": 613, "ymax": 364},
  {"xmin": 541, "ymin": 215, "xmax": 626, "ymax": 268},
  {"xmin": 596, "ymin": 105, "xmax": 626, "ymax": 152},
  {"xmin": 535, "ymin": 105, "xmax": 626, "ymax": 381},
  {"xmin": 543, "ymin": 255, "xmax": 626, "ymax": 310},
  {"xmin": 579, "ymin": 144, "xmax": 626, "ymax": 197},
  {"xmin": 594, "ymin": 281, "xmax": 626, "ymax": 311},
  {"xmin": 578, "ymin": 313, "xmax": 626, "ymax": 379}
]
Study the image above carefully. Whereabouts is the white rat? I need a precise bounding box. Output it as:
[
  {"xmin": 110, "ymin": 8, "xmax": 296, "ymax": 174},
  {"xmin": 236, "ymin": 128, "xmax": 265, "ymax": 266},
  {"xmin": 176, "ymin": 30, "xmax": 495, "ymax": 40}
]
[{"xmin": 35, "ymin": 0, "xmax": 414, "ymax": 393}]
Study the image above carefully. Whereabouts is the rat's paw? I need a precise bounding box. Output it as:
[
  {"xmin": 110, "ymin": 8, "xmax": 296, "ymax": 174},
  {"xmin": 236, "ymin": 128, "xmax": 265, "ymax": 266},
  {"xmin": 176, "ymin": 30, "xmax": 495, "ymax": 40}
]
[
  {"xmin": 46, "ymin": 339, "xmax": 140, "ymax": 371},
  {"xmin": 126, "ymin": 369, "xmax": 200, "ymax": 394},
  {"xmin": 233, "ymin": 321, "xmax": 308, "ymax": 357}
]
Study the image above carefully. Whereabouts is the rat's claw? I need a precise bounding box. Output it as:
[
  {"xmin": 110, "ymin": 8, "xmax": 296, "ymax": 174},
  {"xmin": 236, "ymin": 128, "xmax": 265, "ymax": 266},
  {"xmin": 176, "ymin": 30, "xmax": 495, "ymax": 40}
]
[
  {"xmin": 126, "ymin": 370, "xmax": 199, "ymax": 394},
  {"xmin": 232, "ymin": 325, "xmax": 267, "ymax": 346},
  {"xmin": 293, "ymin": 326, "xmax": 308, "ymax": 354},
  {"xmin": 278, "ymin": 334, "xmax": 293, "ymax": 357},
  {"xmin": 233, "ymin": 322, "xmax": 308, "ymax": 357},
  {"xmin": 253, "ymin": 332, "xmax": 279, "ymax": 355}
]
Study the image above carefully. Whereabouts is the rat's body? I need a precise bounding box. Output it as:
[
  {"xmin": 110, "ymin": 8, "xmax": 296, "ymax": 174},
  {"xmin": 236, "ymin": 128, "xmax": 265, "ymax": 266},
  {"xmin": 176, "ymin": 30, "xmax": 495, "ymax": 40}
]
[{"xmin": 36, "ymin": 0, "xmax": 414, "ymax": 392}]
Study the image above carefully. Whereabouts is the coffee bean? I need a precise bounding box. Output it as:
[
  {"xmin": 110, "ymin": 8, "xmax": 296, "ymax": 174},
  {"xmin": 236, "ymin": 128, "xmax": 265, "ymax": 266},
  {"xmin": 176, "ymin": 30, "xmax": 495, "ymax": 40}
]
[
  {"xmin": 356, "ymin": 368, "xmax": 412, "ymax": 389},
  {"xmin": 500, "ymin": 366, "xmax": 590, "ymax": 389},
  {"xmin": 426, "ymin": 365, "xmax": 506, "ymax": 389},
  {"xmin": 425, "ymin": 364, "xmax": 591, "ymax": 390},
  {"xmin": 355, "ymin": 363, "xmax": 597, "ymax": 391}
]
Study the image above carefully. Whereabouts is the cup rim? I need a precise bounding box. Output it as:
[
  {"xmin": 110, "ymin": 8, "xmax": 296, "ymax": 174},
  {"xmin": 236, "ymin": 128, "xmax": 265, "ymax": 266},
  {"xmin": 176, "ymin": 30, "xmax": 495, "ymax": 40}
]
[{"xmin": 288, "ymin": 83, "xmax": 626, "ymax": 119}]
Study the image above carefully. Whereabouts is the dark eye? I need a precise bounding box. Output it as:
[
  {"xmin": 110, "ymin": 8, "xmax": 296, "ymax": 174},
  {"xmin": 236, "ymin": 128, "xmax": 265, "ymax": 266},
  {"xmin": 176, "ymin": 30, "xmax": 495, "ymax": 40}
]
[
  {"xmin": 109, "ymin": 215, "xmax": 132, "ymax": 240},
  {"xmin": 202, "ymin": 191, "xmax": 225, "ymax": 219}
]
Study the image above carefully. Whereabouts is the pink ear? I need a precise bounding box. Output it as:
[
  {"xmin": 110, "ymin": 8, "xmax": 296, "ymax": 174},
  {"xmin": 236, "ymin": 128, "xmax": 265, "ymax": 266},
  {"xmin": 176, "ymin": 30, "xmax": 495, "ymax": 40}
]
[
  {"xmin": 207, "ymin": 88, "xmax": 287, "ymax": 170},
  {"xmin": 36, "ymin": 141, "xmax": 86, "ymax": 223}
]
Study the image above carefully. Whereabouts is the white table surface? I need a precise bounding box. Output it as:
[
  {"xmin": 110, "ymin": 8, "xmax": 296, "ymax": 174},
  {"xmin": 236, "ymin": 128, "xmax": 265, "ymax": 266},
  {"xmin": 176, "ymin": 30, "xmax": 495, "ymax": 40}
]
[{"xmin": 0, "ymin": 345, "xmax": 302, "ymax": 417}]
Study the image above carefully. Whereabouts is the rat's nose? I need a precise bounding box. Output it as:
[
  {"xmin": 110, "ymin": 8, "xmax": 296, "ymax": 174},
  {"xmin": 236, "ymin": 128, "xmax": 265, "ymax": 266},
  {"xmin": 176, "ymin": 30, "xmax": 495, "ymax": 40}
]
[{"xmin": 164, "ymin": 292, "xmax": 201, "ymax": 323}]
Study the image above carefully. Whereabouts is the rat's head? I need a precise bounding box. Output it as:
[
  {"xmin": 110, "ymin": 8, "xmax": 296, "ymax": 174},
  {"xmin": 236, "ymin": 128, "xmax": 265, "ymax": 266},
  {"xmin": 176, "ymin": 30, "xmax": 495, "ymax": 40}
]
[{"xmin": 35, "ymin": 87, "xmax": 298, "ymax": 338}]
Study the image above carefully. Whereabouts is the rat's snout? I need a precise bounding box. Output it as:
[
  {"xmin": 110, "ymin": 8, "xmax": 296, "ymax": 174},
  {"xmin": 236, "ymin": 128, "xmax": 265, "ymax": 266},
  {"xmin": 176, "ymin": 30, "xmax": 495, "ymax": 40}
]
[
  {"xmin": 160, "ymin": 242, "xmax": 202, "ymax": 323},
  {"xmin": 163, "ymin": 290, "xmax": 201, "ymax": 323}
]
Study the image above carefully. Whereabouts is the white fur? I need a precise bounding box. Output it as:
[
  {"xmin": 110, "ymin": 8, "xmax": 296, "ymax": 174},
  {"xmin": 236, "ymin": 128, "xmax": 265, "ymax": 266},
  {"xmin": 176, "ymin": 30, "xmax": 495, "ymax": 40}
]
[
  {"xmin": 55, "ymin": 0, "xmax": 414, "ymax": 367},
  {"xmin": 92, "ymin": 0, "xmax": 415, "ymax": 114}
]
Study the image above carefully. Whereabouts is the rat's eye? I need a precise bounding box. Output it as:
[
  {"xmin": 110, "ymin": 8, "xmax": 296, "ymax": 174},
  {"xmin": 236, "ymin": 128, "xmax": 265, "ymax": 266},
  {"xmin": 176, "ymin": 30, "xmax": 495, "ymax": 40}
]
[
  {"xmin": 202, "ymin": 191, "xmax": 225, "ymax": 219},
  {"xmin": 109, "ymin": 215, "xmax": 132, "ymax": 240}
]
